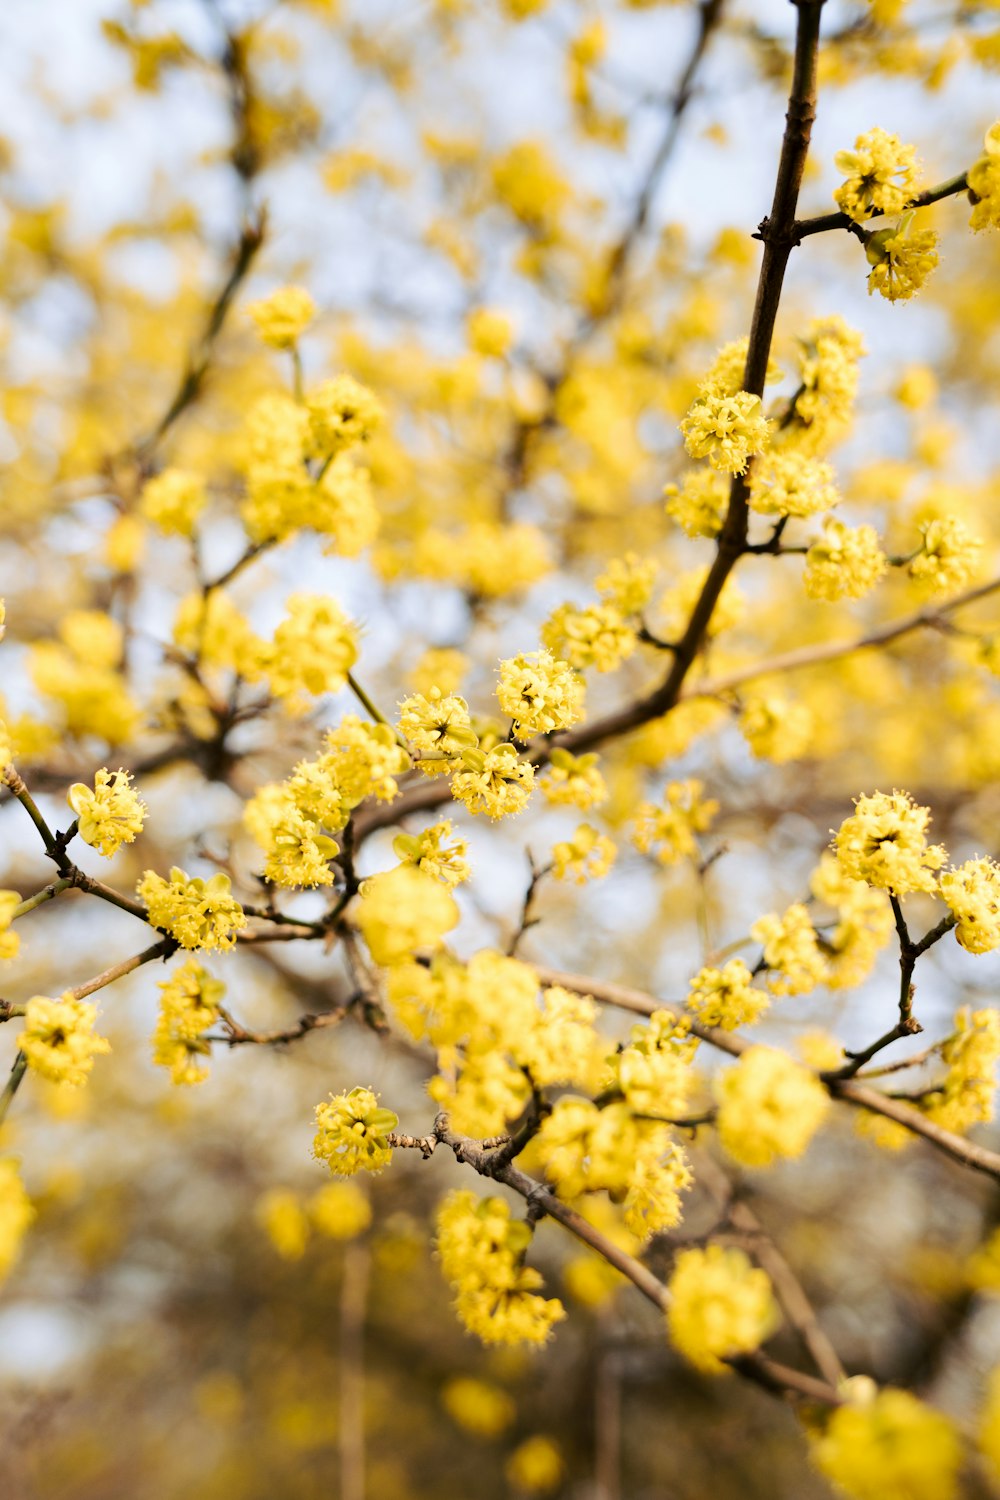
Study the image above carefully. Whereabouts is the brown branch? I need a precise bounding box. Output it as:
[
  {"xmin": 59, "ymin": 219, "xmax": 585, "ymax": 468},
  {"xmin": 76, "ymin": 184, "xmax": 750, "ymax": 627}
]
[
  {"xmin": 793, "ymin": 170, "xmax": 970, "ymax": 242},
  {"xmin": 213, "ymin": 1002, "xmax": 350, "ymax": 1047}
]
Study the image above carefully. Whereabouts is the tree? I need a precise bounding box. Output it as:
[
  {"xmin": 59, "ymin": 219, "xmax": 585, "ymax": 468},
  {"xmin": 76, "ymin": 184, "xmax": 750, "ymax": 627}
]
[{"xmin": 1, "ymin": 0, "xmax": 1000, "ymax": 1495}]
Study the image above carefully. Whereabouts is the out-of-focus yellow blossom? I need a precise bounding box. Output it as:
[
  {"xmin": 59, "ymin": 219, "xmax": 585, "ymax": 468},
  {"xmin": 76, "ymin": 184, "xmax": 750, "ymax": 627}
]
[
  {"xmin": 551, "ymin": 823, "xmax": 616, "ymax": 884},
  {"xmin": 522, "ymin": 987, "xmax": 605, "ymax": 1092},
  {"xmin": 969, "ymin": 121, "xmax": 1000, "ymax": 232},
  {"xmin": 865, "ymin": 218, "xmax": 939, "ymax": 300},
  {"xmin": 739, "ymin": 695, "xmax": 814, "ymax": 762},
  {"xmin": 429, "ymin": 1049, "xmax": 532, "ymax": 1139},
  {"xmin": 173, "ymin": 590, "xmax": 268, "ymax": 678},
  {"xmin": 490, "ymin": 140, "xmax": 569, "ymax": 240},
  {"xmin": 256, "ymin": 1188, "xmax": 309, "ymax": 1260},
  {"xmin": 151, "ymin": 959, "xmax": 224, "ymax": 1085},
  {"xmin": 895, "ymin": 364, "xmax": 937, "ymax": 409},
  {"xmin": 789, "ymin": 317, "xmax": 865, "ymax": 452},
  {"xmin": 698, "ymin": 337, "xmax": 781, "ymax": 397},
  {"xmin": 680, "ymin": 387, "xmax": 770, "ymax": 475},
  {"xmin": 392, "ymin": 820, "xmax": 470, "ymax": 888},
  {"xmin": 244, "ymin": 782, "xmax": 341, "ymax": 888},
  {"xmin": 541, "ymin": 601, "xmax": 637, "ymax": 673},
  {"xmin": 666, "ymin": 1245, "xmax": 778, "ymax": 1374},
  {"xmin": 497, "ymin": 651, "xmax": 584, "ymax": 739},
  {"xmin": 409, "ymin": 648, "xmax": 467, "ymax": 698},
  {"xmin": 264, "ymin": 593, "xmax": 359, "ymax": 708},
  {"xmin": 715, "ymin": 1046, "xmax": 829, "ymax": 1167},
  {"xmin": 748, "ymin": 450, "xmax": 838, "ymax": 518},
  {"xmin": 247, "ymin": 285, "xmax": 316, "ymax": 347},
  {"xmin": 613, "ymin": 1008, "xmax": 697, "ymax": 1118},
  {"xmin": 505, "ymin": 1434, "xmax": 565, "ymax": 1493},
  {"xmin": 67, "ymin": 768, "xmax": 145, "ymax": 857},
  {"xmin": 452, "ymin": 743, "xmax": 535, "ymax": 819},
  {"xmin": 909, "ymin": 516, "xmax": 981, "ymax": 593},
  {"xmin": 29, "ymin": 611, "xmax": 141, "ymax": 745},
  {"xmin": 751, "ymin": 904, "xmax": 828, "ymax": 996},
  {"xmin": 810, "ymin": 853, "xmax": 893, "ymax": 989},
  {"xmin": 137, "ymin": 866, "xmax": 246, "ymax": 951},
  {"xmin": 978, "ymin": 1367, "xmax": 1000, "ymax": 1487},
  {"xmin": 658, "ymin": 567, "xmax": 743, "ymax": 640},
  {"xmin": 622, "ymin": 1140, "xmax": 693, "ymax": 1241},
  {"xmin": 0, "ymin": 1159, "xmax": 33, "ymax": 1283},
  {"xmin": 139, "ymin": 468, "xmax": 207, "ymax": 536},
  {"xmin": 966, "ymin": 1225, "xmax": 1000, "ymax": 1292},
  {"xmin": 313, "ymin": 1087, "xmax": 398, "ymax": 1175},
  {"xmin": 21, "ymin": 994, "xmax": 111, "ymax": 1087},
  {"xmin": 0, "ymin": 890, "xmax": 22, "ymax": 962},
  {"xmin": 664, "ymin": 467, "xmax": 729, "ymax": 538},
  {"xmin": 324, "ymin": 715, "xmax": 411, "ymax": 803},
  {"xmin": 538, "ymin": 748, "xmax": 607, "ymax": 810},
  {"xmin": 940, "ymin": 857, "xmax": 1000, "ymax": 952},
  {"xmin": 441, "ymin": 1376, "xmax": 515, "ymax": 1439},
  {"xmin": 398, "ymin": 689, "xmax": 477, "ymax": 774},
  {"xmin": 355, "ymin": 864, "xmax": 459, "ymax": 966},
  {"xmin": 833, "ymin": 790, "xmax": 946, "ymax": 895},
  {"xmin": 803, "ymin": 519, "xmax": 887, "ymax": 601},
  {"xmin": 632, "ymin": 779, "xmax": 718, "ymax": 865},
  {"xmin": 305, "ymin": 374, "xmax": 383, "ymax": 457},
  {"xmin": 104, "ymin": 512, "xmax": 146, "ymax": 573},
  {"xmin": 595, "ymin": 554, "xmax": 656, "ymax": 616},
  {"xmin": 834, "ymin": 127, "xmax": 919, "ymax": 222},
  {"xmin": 436, "ymin": 1190, "xmax": 565, "ymax": 1346},
  {"xmin": 309, "ymin": 1181, "xmax": 372, "ymax": 1240},
  {"xmin": 687, "ymin": 959, "xmax": 769, "ymax": 1030},
  {"xmin": 466, "ymin": 308, "xmax": 513, "ymax": 359},
  {"xmin": 922, "ymin": 1006, "xmax": 1000, "ymax": 1133},
  {"xmin": 810, "ymin": 1388, "xmax": 961, "ymax": 1500}
]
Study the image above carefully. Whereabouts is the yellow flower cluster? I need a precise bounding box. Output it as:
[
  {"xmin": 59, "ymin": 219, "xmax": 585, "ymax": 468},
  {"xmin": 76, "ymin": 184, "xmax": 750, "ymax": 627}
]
[
  {"xmin": 505, "ymin": 1435, "xmax": 564, "ymax": 1494},
  {"xmin": 666, "ymin": 1245, "xmax": 778, "ymax": 1374},
  {"xmin": 397, "ymin": 689, "xmax": 477, "ymax": 775},
  {"xmin": 681, "ymin": 388, "xmax": 770, "ymax": 476},
  {"xmin": 21, "ymin": 994, "xmax": 111, "ymax": 1087},
  {"xmin": 541, "ymin": 601, "xmax": 637, "ymax": 673},
  {"xmin": 969, "ymin": 121, "xmax": 1000, "ymax": 232},
  {"xmin": 739, "ymin": 695, "xmax": 814, "ymax": 763},
  {"xmin": 441, "ymin": 1375, "xmax": 515, "ymax": 1438},
  {"xmin": 466, "ymin": 307, "xmax": 513, "ymax": 359},
  {"xmin": 922, "ymin": 1006, "xmax": 1000, "ymax": 1133},
  {"xmin": 613, "ymin": 1008, "xmax": 697, "ymax": 1117},
  {"xmin": 497, "ymin": 651, "xmax": 584, "ymax": 739},
  {"xmin": 247, "ymin": 284, "xmax": 316, "ymax": 347},
  {"xmin": 551, "ymin": 823, "xmax": 616, "ymax": 884},
  {"xmin": 748, "ymin": 450, "xmax": 838, "ymax": 518},
  {"xmin": 790, "ymin": 317, "xmax": 865, "ymax": 453},
  {"xmin": 152, "ymin": 959, "xmax": 224, "ymax": 1085},
  {"xmin": 305, "ymin": 374, "xmax": 383, "ymax": 458},
  {"xmin": 664, "ymin": 467, "xmax": 729, "ymax": 538},
  {"xmin": 909, "ymin": 516, "xmax": 981, "ymax": 594},
  {"xmin": 939, "ymin": 857, "xmax": 1000, "ymax": 953},
  {"xmin": 324, "ymin": 715, "xmax": 411, "ymax": 803},
  {"xmin": 0, "ymin": 889, "xmax": 22, "ymax": 962},
  {"xmin": 632, "ymin": 779, "xmax": 718, "ymax": 865},
  {"xmin": 834, "ymin": 126, "xmax": 919, "ymax": 222},
  {"xmin": 392, "ymin": 821, "xmax": 470, "ymax": 888},
  {"xmin": 137, "ymin": 866, "xmax": 246, "ymax": 951},
  {"xmin": 803, "ymin": 519, "xmax": 887, "ymax": 601},
  {"xmin": 538, "ymin": 749, "xmax": 607, "ymax": 810},
  {"xmin": 0, "ymin": 1159, "xmax": 34, "ymax": 1283},
  {"xmin": 810, "ymin": 854, "xmax": 893, "ymax": 990},
  {"xmin": 834, "ymin": 790, "xmax": 946, "ymax": 896},
  {"xmin": 173, "ymin": 590, "xmax": 267, "ymax": 680},
  {"xmin": 595, "ymin": 554, "xmax": 656, "ymax": 617},
  {"xmin": 313, "ymin": 1087, "xmax": 398, "ymax": 1175},
  {"xmin": 139, "ymin": 468, "xmax": 207, "ymax": 536},
  {"xmin": 355, "ymin": 864, "xmax": 459, "ymax": 966},
  {"xmin": 435, "ymin": 1189, "xmax": 566, "ymax": 1345},
  {"xmin": 686, "ymin": 959, "xmax": 768, "ymax": 1031},
  {"xmin": 715, "ymin": 1047, "xmax": 829, "ymax": 1167},
  {"xmin": 67, "ymin": 767, "xmax": 146, "ymax": 858},
  {"xmin": 264, "ymin": 594, "xmax": 359, "ymax": 710},
  {"xmin": 452, "ymin": 744, "xmax": 535, "ymax": 819},
  {"xmin": 243, "ymin": 782, "xmax": 341, "ymax": 889},
  {"xmin": 810, "ymin": 1388, "xmax": 961, "ymax": 1500},
  {"xmin": 865, "ymin": 219, "xmax": 939, "ymax": 301},
  {"xmin": 29, "ymin": 609, "xmax": 140, "ymax": 745},
  {"xmin": 751, "ymin": 904, "xmax": 827, "ymax": 996}
]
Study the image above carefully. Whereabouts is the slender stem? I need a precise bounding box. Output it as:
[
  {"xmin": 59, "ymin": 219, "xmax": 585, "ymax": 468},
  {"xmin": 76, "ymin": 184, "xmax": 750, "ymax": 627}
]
[
  {"xmin": 67, "ymin": 940, "xmax": 173, "ymax": 1002},
  {"xmin": 339, "ymin": 1240, "xmax": 369, "ymax": 1500},
  {"xmin": 12, "ymin": 878, "xmax": 75, "ymax": 919},
  {"xmin": 0, "ymin": 1054, "xmax": 28, "ymax": 1128},
  {"xmin": 3, "ymin": 769, "xmax": 59, "ymax": 855},
  {"xmin": 794, "ymin": 171, "xmax": 970, "ymax": 241},
  {"xmin": 204, "ymin": 539, "xmax": 273, "ymax": 595}
]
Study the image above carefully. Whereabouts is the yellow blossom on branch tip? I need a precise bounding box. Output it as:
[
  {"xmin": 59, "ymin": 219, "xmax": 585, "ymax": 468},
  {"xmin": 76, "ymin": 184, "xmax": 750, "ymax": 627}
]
[
  {"xmin": 152, "ymin": 959, "xmax": 224, "ymax": 1085},
  {"xmin": 909, "ymin": 516, "xmax": 981, "ymax": 594},
  {"xmin": 664, "ymin": 467, "xmax": 729, "ymax": 539},
  {"xmin": 139, "ymin": 468, "xmax": 207, "ymax": 537},
  {"xmin": 810, "ymin": 1388, "xmax": 961, "ymax": 1500},
  {"xmin": 666, "ymin": 1245, "xmax": 779, "ymax": 1374},
  {"xmin": 833, "ymin": 126, "xmax": 919, "ymax": 223},
  {"xmin": 686, "ymin": 959, "xmax": 768, "ymax": 1030},
  {"xmin": 833, "ymin": 790, "xmax": 946, "ymax": 896},
  {"xmin": 497, "ymin": 651, "xmax": 584, "ymax": 739},
  {"xmin": 397, "ymin": 688, "xmax": 477, "ymax": 774},
  {"xmin": 451, "ymin": 743, "xmax": 534, "ymax": 819},
  {"xmin": 355, "ymin": 863, "xmax": 459, "ymax": 966},
  {"xmin": 750, "ymin": 904, "xmax": 828, "ymax": 996},
  {"xmin": 435, "ymin": 1189, "xmax": 565, "ymax": 1346},
  {"xmin": 247, "ymin": 285, "xmax": 316, "ymax": 347},
  {"xmin": 939, "ymin": 857, "xmax": 1000, "ymax": 953},
  {"xmin": 633, "ymin": 779, "xmax": 718, "ymax": 864},
  {"xmin": 715, "ymin": 1047, "xmax": 829, "ymax": 1167},
  {"xmin": 313, "ymin": 1087, "xmax": 397, "ymax": 1175},
  {"xmin": 803, "ymin": 519, "xmax": 887, "ymax": 601},
  {"xmin": 305, "ymin": 374, "xmax": 383, "ymax": 458},
  {"xmin": 392, "ymin": 820, "xmax": 470, "ymax": 888},
  {"xmin": 551, "ymin": 823, "xmax": 616, "ymax": 884},
  {"xmin": 968, "ymin": 120, "xmax": 1000, "ymax": 232},
  {"xmin": 21, "ymin": 994, "xmax": 111, "ymax": 1087},
  {"xmin": 67, "ymin": 768, "xmax": 146, "ymax": 857},
  {"xmin": 865, "ymin": 219, "xmax": 939, "ymax": 301},
  {"xmin": 137, "ymin": 867, "xmax": 246, "ymax": 951},
  {"xmin": 538, "ymin": 748, "xmax": 606, "ymax": 810},
  {"xmin": 680, "ymin": 387, "xmax": 770, "ymax": 475}
]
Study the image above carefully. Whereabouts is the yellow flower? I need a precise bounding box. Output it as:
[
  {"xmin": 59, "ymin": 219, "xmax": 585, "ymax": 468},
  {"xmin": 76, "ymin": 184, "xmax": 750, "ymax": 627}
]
[
  {"xmin": 940, "ymin": 857, "xmax": 1000, "ymax": 953},
  {"xmin": 505, "ymin": 1435, "xmax": 565, "ymax": 1493},
  {"xmin": 497, "ymin": 651, "xmax": 584, "ymax": 739},
  {"xmin": 354, "ymin": 863, "xmax": 459, "ymax": 966},
  {"xmin": 968, "ymin": 120, "xmax": 1000, "ymax": 232},
  {"xmin": 833, "ymin": 790, "xmax": 946, "ymax": 896},
  {"xmin": 247, "ymin": 284, "xmax": 316, "ymax": 347},
  {"xmin": 0, "ymin": 889, "xmax": 22, "ymax": 963},
  {"xmin": 680, "ymin": 387, "xmax": 770, "ymax": 475},
  {"xmin": 865, "ymin": 219, "xmax": 939, "ymax": 301},
  {"xmin": 441, "ymin": 1376, "xmax": 515, "ymax": 1438},
  {"xmin": 392, "ymin": 820, "xmax": 470, "ymax": 888},
  {"xmin": 264, "ymin": 593, "xmax": 359, "ymax": 708},
  {"xmin": 922, "ymin": 1006, "xmax": 1000, "ymax": 1133},
  {"xmin": 466, "ymin": 308, "xmax": 513, "ymax": 359},
  {"xmin": 436, "ymin": 1189, "xmax": 565, "ymax": 1346},
  {"xmin": 909, "ymin": 516, "xmax": 981, "ymax": 594},
  {"xmin": 632, "ymin": 778, "xmax": 718, "ymax": 865},
  {"xmin": 551, "ymin": 823, "xmax": 616, "ymax": 884},
  {"xmin": 152, "ymin": 959, "xmax": 224, "ymax": 1085},
  {"xmin": 308, "ymin": 1181, "xmax": 372, "ymax": 1240},
  {"xmin": 139, "ymin": 468, "xmax": 207, "ymax": 536},
  {"xmin": 748, "ymin": 449, "xmax": 838, "ymax": 518},
  {"xmin": 538, "ymin": 748, "xmax": 606, "ymax": 809},
  {"xmin": 256, "ymin": 1188, "xmax": 309, "ymax": 1260},
  {"xmin": 595, "ymin": 554, "xmax": 657, "ymax": 616},
  {"xmin": 666, "ymin": 1245, "xmax": 778, "ymax": 1374},
  {"xmin": 739, "ymin": 695, "xmax": 814, "ymax": 763},
  {"xmin": 750, "ymin": 904, "xmax": 828, "ymax": 996},
  {"xmin": 715, "ymin": 1046, "xmax": 829, "ymax": 1167},
  {"xmin": 664, "ymin": 467, "xmax": 729, "ymax": 538},
  {"xmin": 833, "ymin": 126, "xmax": 919, "ymax": 222},
  {"xmin": 811, "ymin": 1388, "xmax": 961, "ymax": 1500},
  {"xmin": 21, "ymin": 994, "xmax": 111, "ymax": 1087},
  {"xmin": 0, "ymin": 1159, "xmax": 34, "ymax": 1283},
  {"xmin": 305, "ymin": 374, "xmax": 383, "ymax": 457},
  {"xmin": 541, "ymin": 601, "xmax": 637, "ymax": 673},
  {"xmin": 397, "ymin": 688, "xmax": 477, "ymax": 774},
  {"xmin": 313, "ymin": 1086, "xmax": 398, "ymax": 1175},
  {"xmin": 67, "ymin": 767, "xmax": 146, "ymax": 858},
  {"xmin": 451, "ymin": 743, "xmax": 535, "ymax": 819},
  {"xmin": 803, "ymin": 519, "xmax": 887, "ymax": 601},
  {"xmin": 687, "ymin": 959, "xmax": 768, "ymax": 1030},
  {"xmin": 137, "ymin": 866, "xmax": 246, "ymax": 951}
]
